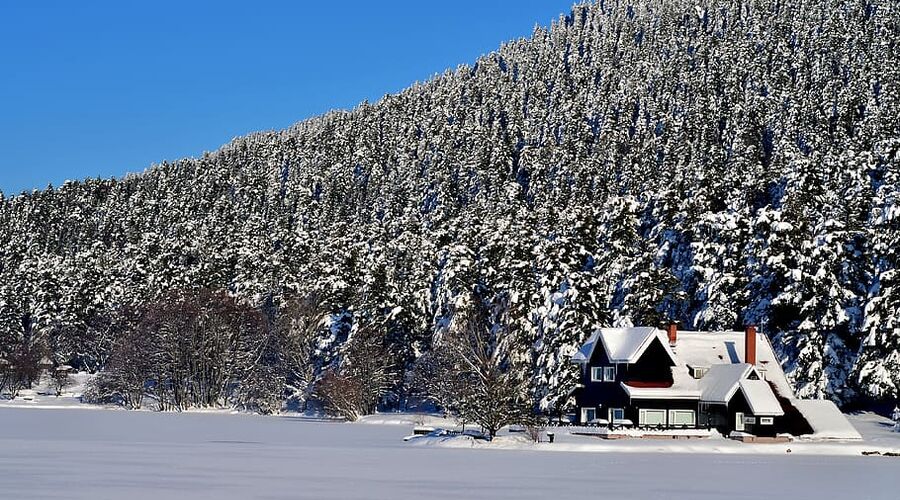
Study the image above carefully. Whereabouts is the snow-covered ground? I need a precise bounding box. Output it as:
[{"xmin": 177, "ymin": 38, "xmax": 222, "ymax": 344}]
[{"xmin": 0, "ymin": 406, "xmax": 897, "ymax": 500}]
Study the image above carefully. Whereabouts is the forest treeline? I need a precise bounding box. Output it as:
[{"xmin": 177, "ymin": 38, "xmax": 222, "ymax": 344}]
[{"xmin": 0, "ymin": 0, "xmax": 899, "ymax": 416}]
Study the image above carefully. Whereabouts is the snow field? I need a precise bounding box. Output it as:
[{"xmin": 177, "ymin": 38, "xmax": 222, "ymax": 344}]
[{"xmin": 0, "ymin": 407, "xmax": 897, "ymax": 500}]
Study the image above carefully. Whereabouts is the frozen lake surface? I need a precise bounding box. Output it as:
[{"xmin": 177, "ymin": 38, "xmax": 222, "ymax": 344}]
[{"xmin": 0, "ymin": 407, "xmax": 897, "ymax": 499}]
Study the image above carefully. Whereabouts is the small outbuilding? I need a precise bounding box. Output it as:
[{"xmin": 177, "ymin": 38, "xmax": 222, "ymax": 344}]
[{"xmin": 38, "ymin": 356, "xmax": 54, "ymax": 371}]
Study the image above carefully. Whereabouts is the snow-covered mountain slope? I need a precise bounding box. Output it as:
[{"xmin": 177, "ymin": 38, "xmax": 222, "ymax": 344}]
[{"xmin": 0, "ymin": 0, "xmax": 898, "ymax": 408}]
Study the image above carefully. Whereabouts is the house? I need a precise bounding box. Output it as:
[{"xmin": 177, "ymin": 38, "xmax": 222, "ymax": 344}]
[{"xmin": 570, "ymin": 325, "xmax": 805, "ymax": 437}]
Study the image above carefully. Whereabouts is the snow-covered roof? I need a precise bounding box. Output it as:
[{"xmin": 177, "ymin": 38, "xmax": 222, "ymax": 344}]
[
  {"xmin": 738, "ymin": 379, "xmax": 784, "ymax": 416},
  {"xmin": 571, "ymin": 335, "xmax": 597, "ymax": 363},
  {"xmin": 574, "ymin": 327, "xmax": 796, "ymax": 407},
  {"xmin": 672, "ymin": 330, "xmax": 794, "ymax": 398},
  {"xmin": 791, "ymin": 399, "xmax": 863, "ymax": 440},
  {"xmin": 698, "ymin": 364, "xmax": 754, "ymax": 403},
  {"xmin": 621, "ymin": 368, "xmax": 701, "ymax": 400},
  {"xmin": 572, "ymin": 327, "xmax": 676, "ymax": 365}
]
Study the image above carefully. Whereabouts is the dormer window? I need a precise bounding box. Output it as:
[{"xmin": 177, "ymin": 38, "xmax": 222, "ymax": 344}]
[
  {"xmin": 688, "ymin": 365, "xmax": 709, "ymax": 379},
  {"xmin": 591, "ymin": 367, "xmax": 603, "ymax": 381}
]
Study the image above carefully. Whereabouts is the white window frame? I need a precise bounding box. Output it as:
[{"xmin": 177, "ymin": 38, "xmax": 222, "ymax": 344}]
[
  {"xmin": 590, "ymin": 367, "xmax": 603, "ymax": 382},
  {"xmin": 735, "ymin": 412, "xmax": 745, "ymax": 431},
  {"xmin": 759, "ymin": 416, "xmax": 774, "ymax": 425},
  {"xmin": 639, "ymin": 408, "xmax": 667, "ymax": 426},
  {"xmin": 609, "ymin": 408, "xmax": 625, "ymax": 421},
  {"xmin": 603, "ymin": 366, "xmax": 616, "ymax": 382},
  {"xmin": 581, "ymin": 407, "xmax": 597, "ymax": 423},
  {"xmin": 668, "ymin": 409, "xmax": 696, "ymax": 427}
]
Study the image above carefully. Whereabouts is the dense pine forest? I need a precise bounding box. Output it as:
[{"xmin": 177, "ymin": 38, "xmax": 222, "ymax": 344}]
[{"xmin": 0, "ymin": 0, "xmax": 898, "ymax": 415}]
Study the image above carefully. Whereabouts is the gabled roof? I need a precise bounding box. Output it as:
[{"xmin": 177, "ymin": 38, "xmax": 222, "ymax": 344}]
[
  {"xmin": 698, "ymin": 364, "xmax": 754, "ymax": 403},
  {"xmin": 571, "ymin": 327, "xmax": 676, "ymax": 365},
  {"xmin": 739, "ymin": 379, "xmax": 784, "ymax": 416},
  {"xmin": 571, "ymin": 335, "xmax": 598, "ymax": 364},
  {"xmin": 696, "ymin": 364, "xmax": 784, "ymax": 416},
  {"xmin": 673, "ymin": 330, "xmax": 793, "ymax": 398},
  {"xmin": 572, "ymin": 327, "xmax": 796, "ymax": 406}
]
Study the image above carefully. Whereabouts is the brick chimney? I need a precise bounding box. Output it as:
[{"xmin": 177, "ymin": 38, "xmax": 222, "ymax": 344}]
[
  {"xmin": 667, "ymin": 323, "xmax": 678, "ymax": 346},
  {"xmin": 744, "ymin": 325, "xmax": 757, "ymax": 365}
]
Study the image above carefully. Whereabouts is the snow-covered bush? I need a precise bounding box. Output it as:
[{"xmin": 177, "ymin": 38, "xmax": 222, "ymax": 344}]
[
  {"xmin": 82, "ymin": 375, "xmax": 127, "ymax": 407},
  {"xmin": 316, "ymin": 324, "xmax": 399, "ymax": 420}
]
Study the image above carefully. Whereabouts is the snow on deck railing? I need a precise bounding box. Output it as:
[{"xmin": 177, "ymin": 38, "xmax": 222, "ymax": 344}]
[{"xmin": 557, "ymin": 424, "xmax": 715, "ymax": 436}]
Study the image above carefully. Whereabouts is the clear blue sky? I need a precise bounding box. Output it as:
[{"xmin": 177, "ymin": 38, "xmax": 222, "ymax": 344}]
[{"xmin": 0, "ymin": 0, "xmax": 574, "ymax": 195}]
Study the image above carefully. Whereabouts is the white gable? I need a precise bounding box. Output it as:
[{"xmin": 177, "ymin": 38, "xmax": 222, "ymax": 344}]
[
  {"xmin": 698, "ymin": 364, "xmax": 753, "ymax": 403},
  {"xmin": 572, "ymin": 327, "xmax": 676, "ymax": 365}
]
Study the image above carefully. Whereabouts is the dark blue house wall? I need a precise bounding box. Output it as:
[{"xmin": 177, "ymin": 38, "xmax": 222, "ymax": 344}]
[
  {"xmin": 574, "ymin": 341, "xmax": 629, "ymax": 421},
  {"xmin": 575, "ymin": 336, "xmax": 681, "ymax": 424}
]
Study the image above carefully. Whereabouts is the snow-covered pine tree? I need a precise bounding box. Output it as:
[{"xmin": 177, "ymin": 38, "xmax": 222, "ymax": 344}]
[
  {"xmin": 857, "ymin": 139, "xmax": 900, "ymax": 400},
  {"xmin": 0, "ymin": 0, "xmax": 898, "ymax": 411}
]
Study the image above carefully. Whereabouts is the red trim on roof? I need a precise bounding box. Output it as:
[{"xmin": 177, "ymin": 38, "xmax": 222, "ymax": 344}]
[{"xmin": 623, "ymin": 380, "xmax": 674, "ymax": 388}]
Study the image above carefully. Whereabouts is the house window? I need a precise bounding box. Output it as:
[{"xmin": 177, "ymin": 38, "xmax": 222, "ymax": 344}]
[
  {"xmin": 591, "ymin": 366, "xmax": 616, "ymax": 382},
  {"xmin": 581, "ymin": 407, "xmax": 598, "ymax": 423},
  {"xmin": 760, "ymin": 417, "xmax": 774, "ymax": 425},
  {"xmin": 668, "ymin": 409, "xmax": 696, "ymax": 426},
  {"xmin": 639, "ymin": 409, "xmax": 667, "ymax": 426},
  {"xmin": 609, "ymin": 408, "xmax": 625, "ymax": 421}
]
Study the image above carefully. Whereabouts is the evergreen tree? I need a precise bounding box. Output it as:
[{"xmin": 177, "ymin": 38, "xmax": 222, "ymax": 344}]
[{"xmin": 0, "ymin": 0, "xmax": 898, "ymax": 409}]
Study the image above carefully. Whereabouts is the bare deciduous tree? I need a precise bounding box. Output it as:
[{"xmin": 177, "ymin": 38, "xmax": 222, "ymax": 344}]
[
  {"xmin": 86, "ymin": 290, "xmax": 280, "ymax": 412},
  {"xmin": 52, "ymin": 368, "xmax": 73, "ymax": 397},
  {"xmin": 275, "ymin": 293, "xmax": 327, "ymax": 412},
  {"xmin": 317, "ymin": 321, "xmax": 398, "ymax": 420},
  {"xmin": 316, "ymin": 369, "xmax": 365, "ymax": 420},
  {"xmin": 424, "ymin": 296, "xmax": 535, "ymax": 439},
  {"xmin": 411, "ymin": 351, "xmax": 466, "ymax": 417}
]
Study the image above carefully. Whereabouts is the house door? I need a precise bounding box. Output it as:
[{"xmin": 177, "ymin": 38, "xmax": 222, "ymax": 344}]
[{"xmin": 735, "ymin": 412, "xmax": 745, "ymax": 432}]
